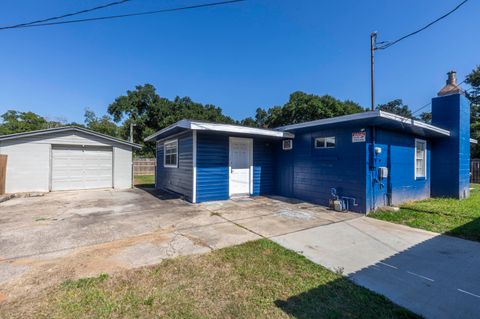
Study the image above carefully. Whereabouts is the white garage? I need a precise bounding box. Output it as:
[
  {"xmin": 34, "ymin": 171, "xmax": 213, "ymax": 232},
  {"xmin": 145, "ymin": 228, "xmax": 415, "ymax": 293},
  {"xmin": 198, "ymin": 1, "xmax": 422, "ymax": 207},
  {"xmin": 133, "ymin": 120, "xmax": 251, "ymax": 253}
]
[{"xmin": 0, "ymin": 126, "xmax": 141, "ymax": 194}]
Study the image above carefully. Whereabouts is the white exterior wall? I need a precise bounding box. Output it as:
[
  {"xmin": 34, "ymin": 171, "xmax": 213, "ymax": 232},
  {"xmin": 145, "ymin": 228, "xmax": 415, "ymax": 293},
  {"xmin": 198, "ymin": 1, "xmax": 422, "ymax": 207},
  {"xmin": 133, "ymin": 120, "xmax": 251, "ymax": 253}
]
[
  {"xmin": 0, "ymin": 130, "xmax": 134, "ymax": 193},
  {"xmin": 0, "ymin": 141, "xmax": 50, "ymax": 193},
  {"xmin": 113, "ymin": 145, "xmax": 133, "ymax": 189}
]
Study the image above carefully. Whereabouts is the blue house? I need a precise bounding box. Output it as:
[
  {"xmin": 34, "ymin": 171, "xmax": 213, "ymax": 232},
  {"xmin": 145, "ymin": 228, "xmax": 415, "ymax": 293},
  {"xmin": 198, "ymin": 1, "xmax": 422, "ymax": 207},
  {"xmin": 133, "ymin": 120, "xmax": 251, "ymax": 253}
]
[{"xmin": 146, "ymin": 73, "xmax": 476, "ymax": 213}]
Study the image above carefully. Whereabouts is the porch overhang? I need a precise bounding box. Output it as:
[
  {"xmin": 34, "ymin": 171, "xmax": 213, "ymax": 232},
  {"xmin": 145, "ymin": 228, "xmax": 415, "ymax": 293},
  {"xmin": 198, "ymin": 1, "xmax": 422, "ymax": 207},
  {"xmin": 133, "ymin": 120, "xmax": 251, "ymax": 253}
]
[{"xmin": 145, "ymin": 119, "xmax": 294, "ymax": 142}]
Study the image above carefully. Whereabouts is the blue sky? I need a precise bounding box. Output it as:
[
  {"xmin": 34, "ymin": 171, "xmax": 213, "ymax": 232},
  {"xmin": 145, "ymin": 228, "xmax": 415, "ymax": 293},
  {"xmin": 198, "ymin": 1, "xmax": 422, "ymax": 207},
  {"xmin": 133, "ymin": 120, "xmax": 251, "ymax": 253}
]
[{"xmin": 0, "ymin": 0, "xmax": 478, "ymax": 124}]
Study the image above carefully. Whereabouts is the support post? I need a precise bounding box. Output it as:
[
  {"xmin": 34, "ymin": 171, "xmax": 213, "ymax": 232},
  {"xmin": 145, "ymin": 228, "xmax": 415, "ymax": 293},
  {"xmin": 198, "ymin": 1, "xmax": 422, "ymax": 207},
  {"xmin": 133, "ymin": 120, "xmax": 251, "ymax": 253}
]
[{"xmin": 370, "ymin": 32, "xmax": 377, "ymax": 112}]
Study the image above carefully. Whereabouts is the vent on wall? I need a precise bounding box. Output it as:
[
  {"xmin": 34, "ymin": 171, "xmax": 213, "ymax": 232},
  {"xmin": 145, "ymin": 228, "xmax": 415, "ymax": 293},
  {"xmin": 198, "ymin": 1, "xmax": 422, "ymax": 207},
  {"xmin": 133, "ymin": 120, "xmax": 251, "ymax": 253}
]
[{"xmin": 282, "ymin": 140, "xmax": 293, "ymax": 150}]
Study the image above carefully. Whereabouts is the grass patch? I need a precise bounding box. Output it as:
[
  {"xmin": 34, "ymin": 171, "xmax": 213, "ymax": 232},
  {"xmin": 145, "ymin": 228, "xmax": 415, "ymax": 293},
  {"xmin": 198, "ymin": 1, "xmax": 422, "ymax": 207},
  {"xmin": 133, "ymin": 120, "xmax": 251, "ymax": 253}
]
[
  {"xmin": 133, "ymin": 175, "xmax": 155, "ymax": 188},
  {"xmin": 1, "ymin": 240, "xmax": 418, "ymax": 319},
  {"xmin": 370, "ymin": 184, "xmax": 480, "ymax": 242}
]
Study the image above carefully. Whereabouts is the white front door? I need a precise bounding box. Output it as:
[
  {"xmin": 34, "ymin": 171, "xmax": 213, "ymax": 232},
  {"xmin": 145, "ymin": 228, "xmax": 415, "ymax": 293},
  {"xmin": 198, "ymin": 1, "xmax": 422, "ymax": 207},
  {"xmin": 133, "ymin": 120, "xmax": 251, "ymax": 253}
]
[
  {"xmin": 229, "ymin": 137, "xmax": 252, "ymax": 196},
  {"xmin": 51, "ymin": 145, "xmax": 113, "ymax": 191}
]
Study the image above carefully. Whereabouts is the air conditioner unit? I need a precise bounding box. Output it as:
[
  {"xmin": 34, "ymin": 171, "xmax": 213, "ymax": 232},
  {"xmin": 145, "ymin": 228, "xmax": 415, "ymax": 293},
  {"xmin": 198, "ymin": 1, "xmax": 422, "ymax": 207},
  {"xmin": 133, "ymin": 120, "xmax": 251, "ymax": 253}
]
[{"xmin": 282, "ymin": 139, "xmax": 293, "ymax": 150}]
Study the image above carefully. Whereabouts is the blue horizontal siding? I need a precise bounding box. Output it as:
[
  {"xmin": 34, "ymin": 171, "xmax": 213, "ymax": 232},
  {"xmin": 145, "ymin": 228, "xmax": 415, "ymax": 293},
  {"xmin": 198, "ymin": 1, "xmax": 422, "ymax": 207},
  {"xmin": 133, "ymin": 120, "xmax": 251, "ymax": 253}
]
[
  {"xmin": 367, "ymin": 128, "xmax": 431, "ymax": 211},
  {"xmin": 196, "ymin": 132, "xmax": 229, "ymax": 202},
  {"xmin": 156, "ymin": 132, "xmax": 193, "ymax": 201},
  {"xmin": 277, "ymin": 126, "xmax": 368, "ymax": 213},
  {"xmin": 253, "ymin": 139, "xmax": 275, "ymax": 195}
]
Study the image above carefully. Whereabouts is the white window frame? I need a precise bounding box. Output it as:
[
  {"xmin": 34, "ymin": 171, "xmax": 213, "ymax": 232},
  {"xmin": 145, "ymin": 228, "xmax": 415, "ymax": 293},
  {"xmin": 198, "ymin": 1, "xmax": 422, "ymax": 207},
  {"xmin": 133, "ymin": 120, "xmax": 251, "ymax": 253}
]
[
  {"xmin": 314, "ymin": 136, "xmax": 336, "ymax": 149},
  {"xmin": 414, "ymin": 138, "xmax": 427, "ymax": 179},
  {"xmin": 164, "ymin": 139, "xmax": 178, "ymax": 168},
  {"xmin": 282, "ymin": 139, "xmax": 293, "ymax": 150}
]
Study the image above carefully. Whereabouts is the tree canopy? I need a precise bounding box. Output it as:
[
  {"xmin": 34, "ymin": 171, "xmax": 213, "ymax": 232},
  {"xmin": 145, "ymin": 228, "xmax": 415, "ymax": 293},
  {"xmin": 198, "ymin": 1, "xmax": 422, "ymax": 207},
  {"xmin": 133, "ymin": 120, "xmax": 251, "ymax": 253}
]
[
  {"xmin": 466, "ymin": 66, "xmax": 480, "ymax": 158},
  {"xmin": 240, "ymin": 92, "xmax": 366, "ymax": 128},
  {"xmin": 0, "ymin": 110, "xmax": 68, "ymax": 135},
  {"xmin": 107, "ymin": 84, "xmax": 235, "ymax": 156},
  {"xmin": 376, "ymin": 99, "xmax": 413, "ymax": 118}
]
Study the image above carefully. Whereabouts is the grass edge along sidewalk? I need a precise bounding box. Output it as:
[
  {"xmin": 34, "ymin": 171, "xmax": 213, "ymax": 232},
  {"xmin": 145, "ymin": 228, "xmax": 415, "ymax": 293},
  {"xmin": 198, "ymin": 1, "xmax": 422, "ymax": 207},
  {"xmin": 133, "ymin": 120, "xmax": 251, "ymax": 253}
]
[
  {"xmin": 0, "ymin": 240, "xmax": 418, "ymax": 319},
  {"xmin": 370, "ymin": 184, "xmax": 480, "ymax": 242}
]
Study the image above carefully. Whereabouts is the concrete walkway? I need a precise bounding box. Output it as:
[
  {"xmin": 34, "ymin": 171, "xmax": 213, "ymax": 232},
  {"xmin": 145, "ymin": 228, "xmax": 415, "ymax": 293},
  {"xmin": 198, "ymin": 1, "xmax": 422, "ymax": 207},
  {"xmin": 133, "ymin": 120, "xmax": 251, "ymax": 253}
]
[{"xmin": 272, "ymin": 217, "xmax": 480, "ymax": 319}]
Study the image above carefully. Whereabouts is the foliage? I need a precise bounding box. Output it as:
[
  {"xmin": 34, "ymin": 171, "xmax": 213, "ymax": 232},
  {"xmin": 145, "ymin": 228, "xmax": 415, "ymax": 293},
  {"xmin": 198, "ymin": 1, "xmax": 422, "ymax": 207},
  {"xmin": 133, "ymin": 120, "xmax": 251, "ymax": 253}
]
[
  {"xmin": 376, "ymin": 99, "xmax": 413, "ymax": 118},
  {"xmin": 419, "ymin": 112, "xmax": 432, "ymax": 123},
  {"xmin": 0, "ymin": 110, "xmax": 66, "ymax": 135},
  {"xmin": 241, "ymin": 92, "xmax": 365, "ymax": 128},
  {"xmin": 84, "ymin": 109, "xmax": 119, "ymax": 138},
  {"xmin": 466, "ymin": 66, "xmax": 480, "ymax": 158},
  {"xmin": 107, "ymin": 84, "xmax": 235, "ymax": 156},
  {"xmin": 370, "ymin": 184, "xmax": 480, "ymax": 242}
]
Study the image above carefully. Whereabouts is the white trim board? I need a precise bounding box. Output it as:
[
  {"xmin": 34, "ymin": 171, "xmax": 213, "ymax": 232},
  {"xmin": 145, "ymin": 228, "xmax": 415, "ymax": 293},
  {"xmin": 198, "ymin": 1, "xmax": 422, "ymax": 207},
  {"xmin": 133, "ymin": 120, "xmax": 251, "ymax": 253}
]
[
  {"xmin": 145, "ymin": 120, "xmax": 294, "ymax": 142},
  {"xmin": 192, "ymin": 130, "xmax": 197, "ymax": 203},
  {"xmin": 0, "ymin": 126, "xmax": 141, "ymax": 149},
  {"xmin": 277, "ymin": 110, "xmax": 450, "ymax": 137}
]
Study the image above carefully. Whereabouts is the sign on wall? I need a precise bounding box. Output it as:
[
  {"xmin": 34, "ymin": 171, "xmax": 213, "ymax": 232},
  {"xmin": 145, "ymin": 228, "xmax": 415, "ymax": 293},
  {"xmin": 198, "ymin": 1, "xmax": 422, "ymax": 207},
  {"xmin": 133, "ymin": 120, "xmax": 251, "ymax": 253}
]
[{"xmin": 352, "ymin": 132, "xmax": 366, "ymax": 143}]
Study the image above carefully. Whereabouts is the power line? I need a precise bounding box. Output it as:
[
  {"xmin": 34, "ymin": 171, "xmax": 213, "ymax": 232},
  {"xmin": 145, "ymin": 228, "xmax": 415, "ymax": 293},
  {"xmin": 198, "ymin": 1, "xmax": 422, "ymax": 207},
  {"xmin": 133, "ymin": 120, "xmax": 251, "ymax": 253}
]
[
  {"xmin": 0, "ymin": 0, "xmax": 247, "ymax": 31},
  {"xmin": 376, "ymin": 0, "xmax": 470, "ymax": 50},
  {"xmin": 411, "ymin": 79, "xmax": 468, "ymax": 116},
  {"xmin": 0, "ymin": 0, "xmax": 132, "ymax": 31}
]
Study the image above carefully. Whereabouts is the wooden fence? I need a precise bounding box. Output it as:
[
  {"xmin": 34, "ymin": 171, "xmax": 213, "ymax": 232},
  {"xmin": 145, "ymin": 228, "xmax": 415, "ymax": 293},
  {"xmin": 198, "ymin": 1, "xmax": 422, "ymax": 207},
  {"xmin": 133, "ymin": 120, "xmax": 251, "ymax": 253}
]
[
  {"xmin": 0, "ymin": 155, "xmax": 7, "ymax": 195},
  {"xmin": 472, "ymin": 159, "xmax": 480, "ymax": 183},
  {"xmin": 133, "ymin": 158, "xmax": 156, "ymax": 176}
]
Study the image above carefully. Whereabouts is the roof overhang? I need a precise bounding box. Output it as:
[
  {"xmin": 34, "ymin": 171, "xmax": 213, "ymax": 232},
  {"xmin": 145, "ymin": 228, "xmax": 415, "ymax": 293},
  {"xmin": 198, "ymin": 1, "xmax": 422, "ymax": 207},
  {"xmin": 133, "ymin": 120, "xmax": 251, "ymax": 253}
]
[
  {"xmin": 277, "ymin": 110, "xmax": 450, "ymax": 138},
  {"xmin": 0, "ymin": 126, "xmax": 142, "ymax": 149},
  {"xmin": 145, "ymin": 119, "xmax": 295, "ymax": 142}
]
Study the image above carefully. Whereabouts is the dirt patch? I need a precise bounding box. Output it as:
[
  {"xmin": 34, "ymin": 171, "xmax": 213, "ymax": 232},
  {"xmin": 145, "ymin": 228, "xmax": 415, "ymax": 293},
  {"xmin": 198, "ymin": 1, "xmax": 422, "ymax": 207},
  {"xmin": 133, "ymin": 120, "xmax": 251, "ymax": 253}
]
[{"xmin": 0, "ymin": 228, "xmax": 178, "ymax": 302}]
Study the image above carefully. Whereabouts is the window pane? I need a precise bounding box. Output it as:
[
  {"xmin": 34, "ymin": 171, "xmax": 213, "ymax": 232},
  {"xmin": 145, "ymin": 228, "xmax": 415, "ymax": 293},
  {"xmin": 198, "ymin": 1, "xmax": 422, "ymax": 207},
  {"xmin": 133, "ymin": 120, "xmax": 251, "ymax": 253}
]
[
  {"xmin": 315, "ymin": 138, "xmax": 325, "ymax": 148},
  {"xmin": 325, "ymin": 137, "xmax": 336, "ymax": 148}
]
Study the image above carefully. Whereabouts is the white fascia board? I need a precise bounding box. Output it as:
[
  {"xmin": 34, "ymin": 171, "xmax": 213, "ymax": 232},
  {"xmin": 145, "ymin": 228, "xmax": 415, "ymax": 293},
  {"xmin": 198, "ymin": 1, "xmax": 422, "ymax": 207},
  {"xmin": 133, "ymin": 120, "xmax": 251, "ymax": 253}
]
[
  {"xmin": 144, "ymin": 119, "xmax": 191, "ymax": 142},
  {"xmin": 189, "ymin": 121, "xmax": 294, "ymax": 138},
  {"xmin": 277, "ymin": 110, "xmax": 450, "ymax": 137},
  {"xmin": 277, "ymin": 111, "xmax": 380, "ymax": 131},
  {"xmin": 378, "ymin": 111, "xmax": 450, "ymax": 136},
  {"xmin": 0, "ymin": 126, "xmax": 142, "ymax": 149},
  {"xmin": 145, "ymin": 119, "xmax": 294, "ymax": 142}
]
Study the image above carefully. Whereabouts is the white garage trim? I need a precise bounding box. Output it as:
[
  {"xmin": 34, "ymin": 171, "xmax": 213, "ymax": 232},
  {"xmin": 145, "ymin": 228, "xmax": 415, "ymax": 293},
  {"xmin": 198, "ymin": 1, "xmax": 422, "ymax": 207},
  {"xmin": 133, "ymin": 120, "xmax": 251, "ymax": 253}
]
[{"xmin": 0, "ymin": 126, "xmax": 140, "ymax": 194}]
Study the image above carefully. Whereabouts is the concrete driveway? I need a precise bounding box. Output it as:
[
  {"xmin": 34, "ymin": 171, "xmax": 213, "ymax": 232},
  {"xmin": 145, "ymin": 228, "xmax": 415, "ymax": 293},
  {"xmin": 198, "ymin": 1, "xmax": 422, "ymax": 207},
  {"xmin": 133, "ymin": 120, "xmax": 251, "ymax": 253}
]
[
  {"xmin": 273, "ymin": 217, "xmax": 480, "ymax": 319},
  {"xmin": 0, "ymin": 188, "xmax": 358, "ymax": 302}
]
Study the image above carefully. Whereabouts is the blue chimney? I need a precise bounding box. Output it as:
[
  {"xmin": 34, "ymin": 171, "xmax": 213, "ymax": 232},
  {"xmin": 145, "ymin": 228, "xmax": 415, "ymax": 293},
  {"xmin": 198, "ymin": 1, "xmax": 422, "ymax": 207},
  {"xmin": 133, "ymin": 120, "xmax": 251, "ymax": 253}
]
[{"xmin": 431, "ymin": 71, "xmax": 471, "ymax": 199}]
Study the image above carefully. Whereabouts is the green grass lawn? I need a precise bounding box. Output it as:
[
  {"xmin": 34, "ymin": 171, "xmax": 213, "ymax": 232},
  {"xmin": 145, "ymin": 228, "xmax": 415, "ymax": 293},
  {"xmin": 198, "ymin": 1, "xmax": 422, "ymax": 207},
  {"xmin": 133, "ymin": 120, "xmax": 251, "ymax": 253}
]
[
  {"xmin": 133, "ymin": 175, "xmax": 155, "ymax": 188},
  {"xmin": 370, "ymin": 184, "xmax": 480, "ymax": 242},
  {"xmin": 1, "ymin": 240, "xmax": 418, "ymax": 319}
]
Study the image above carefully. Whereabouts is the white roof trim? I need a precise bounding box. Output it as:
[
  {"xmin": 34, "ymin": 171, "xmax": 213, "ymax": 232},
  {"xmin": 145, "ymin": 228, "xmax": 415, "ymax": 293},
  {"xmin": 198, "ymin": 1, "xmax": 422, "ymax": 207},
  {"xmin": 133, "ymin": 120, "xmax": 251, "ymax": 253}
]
[
  {"xmin": 471, "ymin": 138, "xmax": 478, "ymax": 144},
  {"xmin": 0, "ymin": 126, "xmax": 142, "ymax": 149},
  {"xmin": 145, "ymin": 120, "xmax": 294, "ymax": 142},
  {"xmin": 277, "ymin": 110, "xmax": 450, "ymax": 137}
]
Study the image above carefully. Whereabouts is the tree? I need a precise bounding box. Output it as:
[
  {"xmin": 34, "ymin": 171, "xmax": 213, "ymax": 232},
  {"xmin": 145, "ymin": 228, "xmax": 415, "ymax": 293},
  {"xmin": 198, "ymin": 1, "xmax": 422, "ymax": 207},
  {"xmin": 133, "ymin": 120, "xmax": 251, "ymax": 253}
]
[
  {"xmin": 466, "ymin": 66, "xmax": 480, "ymax": 158},
  {"xmin": 243, "ymin": 92, "xmax": 365, "ymax": 128},
  {"xmin": 376, "ymin": 99, "xmax": 413, "ymax": 118},
  {"xmin": 84, "ymin": 109, "xmax": 119, "ymax": 137},
  {"xmin": 107, "ymin": 84, "xmax": 235, "ymax": 156},
  {"xmin": 0, "ymin": 110, "xmax": 48, "ymax": 135},
  {"xmin": 420, "ymin": 112, "xmax": 432, "ymax": 123}
]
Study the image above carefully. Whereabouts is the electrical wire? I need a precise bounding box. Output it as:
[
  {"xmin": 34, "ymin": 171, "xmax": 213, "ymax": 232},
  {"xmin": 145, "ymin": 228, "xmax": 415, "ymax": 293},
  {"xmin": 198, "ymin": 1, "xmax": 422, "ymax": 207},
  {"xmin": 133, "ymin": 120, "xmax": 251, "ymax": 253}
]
[
  {"xmin": 0, "ymin": 0, "xmax": 132, "ymax": 31},
  {"xmin": 376, "ymin": 0, "xmax": 470, "ymax": 50},
  {"xmin": 411, "ymin": 79, "xmax": 468, "ymax": 116},
  {"xmin": 0, "ymin": 0, "xmax": 246, "ymax": 30}
]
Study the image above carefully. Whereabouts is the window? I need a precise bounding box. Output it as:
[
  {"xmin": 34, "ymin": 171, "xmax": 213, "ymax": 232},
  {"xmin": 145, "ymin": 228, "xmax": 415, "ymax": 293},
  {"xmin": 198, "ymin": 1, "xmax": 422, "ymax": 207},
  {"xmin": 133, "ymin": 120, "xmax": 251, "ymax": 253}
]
[
  {"xmin": 164, "ymin": 140, "xmax": 178, "ymax": 168},
  {"xmin": 282, "ymin": 139, "xmax": 293, "ymax": 150},
  {"xmin": 315, "ymin": 136, "xmax": 336, "ymax": 149},
  {"xmin": 415, "ymin": 139, "xmax": 427, "ymax": 179}
]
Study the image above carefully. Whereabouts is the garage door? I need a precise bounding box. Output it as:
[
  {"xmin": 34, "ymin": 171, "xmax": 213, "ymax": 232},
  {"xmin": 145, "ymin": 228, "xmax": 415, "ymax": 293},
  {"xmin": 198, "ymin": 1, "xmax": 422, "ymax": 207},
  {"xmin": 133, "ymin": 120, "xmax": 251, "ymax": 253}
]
[{"xmin": 51, "ymin": 145, "xmax": 113, "ymax": 191}]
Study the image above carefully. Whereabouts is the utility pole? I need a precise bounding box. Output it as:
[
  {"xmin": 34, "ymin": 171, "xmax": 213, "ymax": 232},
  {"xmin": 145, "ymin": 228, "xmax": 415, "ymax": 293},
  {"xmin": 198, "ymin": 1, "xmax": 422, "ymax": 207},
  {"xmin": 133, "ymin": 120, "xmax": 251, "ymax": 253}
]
[
  {"xmin": 370, "ymin": 32, "xmax": 377, "ymax": 112},
  {"xmin": 129, "ymin": 122, "xmax": 136, "ymax": 143}
]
